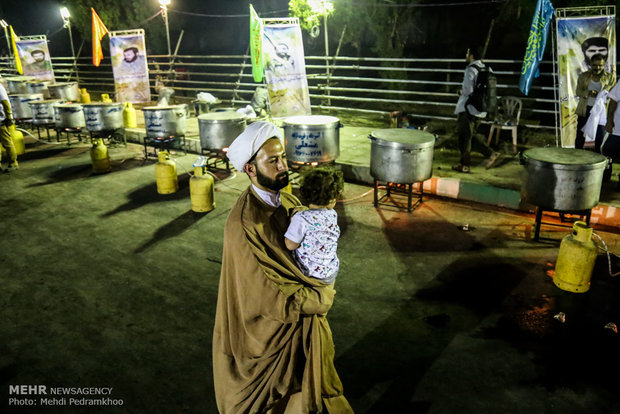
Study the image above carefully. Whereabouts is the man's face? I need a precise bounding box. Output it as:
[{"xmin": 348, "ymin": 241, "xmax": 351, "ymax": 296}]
[
  {"xmin": 591, "ymin": 58, "xmax": 605, "ymax": 75},
  {"xmin": 465, "ymin": 49, "xmax": 474, "ymax": 63},
  {"xmin": 247, "ymin": 138, "xmax": 289, "ymax": 192},
  {"xmin": 275, "ymin": 44, "xmax": 289, "ymax": 59},
  {"xmin": 585, "ymin": 45, "xmax": 608, "ymax": 64},
  {"xmin": 32, "ymin": 52, "xmax": 45, "ymax": 63},
  {"xmin": 123, "ymin": 50, "xmax": 137, "ymax": 63}
]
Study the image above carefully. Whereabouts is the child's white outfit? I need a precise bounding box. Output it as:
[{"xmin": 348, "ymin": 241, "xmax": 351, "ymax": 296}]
[{"xmin": 284, "ymin": 208, "xmax": 340, "ymax": 284}]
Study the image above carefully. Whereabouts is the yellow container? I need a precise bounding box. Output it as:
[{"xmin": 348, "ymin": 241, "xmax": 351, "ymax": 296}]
[
  {"xmin": 554, "ymin": 221, "xmax": 598, "ymax": 293},
  {"xmin": 123, "ymin": 102, "xmax": 137, "ymax": 128},
  {"xmin": 155, "ymin": 150, "xmax": 178, "ymax": 194},
  {"xmin": 80, "ymin": 88, "xmax": 91, "ymax": 103},
  {"xmin": 101, "ymin": 94, "xmax": 113, "ymax": 103},
  {"xmin": 190, "ymin": 166, "xmax": 215, "ymax": 212},
  {"xmin": 11, "ymin": 125, "xmax": 25, "ymax": 155},
  {"xmin": 90, "ymin": 138, "xmax": 111, "ymax": 173}
]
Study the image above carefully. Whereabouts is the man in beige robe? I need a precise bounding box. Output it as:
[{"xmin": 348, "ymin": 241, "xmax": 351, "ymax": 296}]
[{"xmin": 213, "ymin": 122, "xmax": 353, "ymax": 414}]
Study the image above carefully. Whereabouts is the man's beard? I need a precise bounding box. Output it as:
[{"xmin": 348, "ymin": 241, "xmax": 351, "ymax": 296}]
[
  {"xmin": 256, "ymin": 165, "xmax": 288, "ymax": 191},
  {"xmin": 125, "ymin": 55, "xmax": 137, "ymax": 63}
]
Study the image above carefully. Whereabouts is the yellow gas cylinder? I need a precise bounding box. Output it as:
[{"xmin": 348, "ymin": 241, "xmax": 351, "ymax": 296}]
[
  {"xmin": 155, "ymin": 150, "xmax": 178, "ymax": 194},
  {"xmin": 281, "ymin": 180, "xmax": 292, "ymax": 194},
  {"xmin": 80, "ymin": 88, "xmax": 91, "ymax": 103},
  {"xmin": 90, "ymin": 138, "xmax": 111, "ymax": 173},
  {"xmin": 101, "ymin": 94, "xmax": 113, "ymax": 103},
  {"xmin": 11, "ymin": 125, "xmax": 25, "ymax": 155},
  {"xmin": 189, "ymin": 157, "xmax": 215, "ymax": 212},
  {"xmin": 123, "ymin": 102, "xmax": 137, "ymax": 128},
  {"xmin": 553, "ymin": 221, "xmax": 598, "ymax": 293}
]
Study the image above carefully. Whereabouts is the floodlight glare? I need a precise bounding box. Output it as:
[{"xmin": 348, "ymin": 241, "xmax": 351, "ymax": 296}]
[
  {"xmin": 159, "ymin": 0, "xmax": 171, "ymax": 6},
  {"xmin": 0, "ymin": 20, "xmax": 7, "ymax": 29},
  {"xmin": 60, "ymin": 7, "xmax": 71, "ymax": 20}
]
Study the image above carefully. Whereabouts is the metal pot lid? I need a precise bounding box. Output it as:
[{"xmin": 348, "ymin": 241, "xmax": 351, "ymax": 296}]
[
  {"xmin": 9, "ymin": 93, "xmax": 43, "ymax": 98},
  {"xmin": 6, "ymin": 76, "xmax": 35, "ymax": 82},
  {"xmin": 284, "ymin": 115, "xmax": 339, "ymax": 125},
  {"xmin": 48, "ymin": 82, "xmax": 77, "ymax": 87},
  {"xmin": 198, "ymin": 112, "xmax": 245, "ymax": 122},
  {"xmin": 523, "ymin": 147, "xmax": 607, "ymax": 169},
  {"xmin": 143, "ymin": 104, "xmax": 187, "ymax": 110},
  {"xmin": 83, "ymin": 102, "xmax": 122, "ymax": 107},
  {"xmin": 54, "ymin": 103, "xmax": 83, "ymax": 108},
  {"xmin": 30, "ymin": 99, "xmax": 62, "ymax": 104},
  {"xmin": 369, "ymin": 128, "xmax": 435, "ymax": 149}
]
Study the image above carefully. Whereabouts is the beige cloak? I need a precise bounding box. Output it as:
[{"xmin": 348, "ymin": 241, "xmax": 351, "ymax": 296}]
[{"xmin": 213, "ymin": 186, "xmax": 353, "ymax": 414}]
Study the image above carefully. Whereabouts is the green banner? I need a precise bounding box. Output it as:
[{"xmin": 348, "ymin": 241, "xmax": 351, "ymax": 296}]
[{"xmin": 250, "ymin": 5, "xmax": 264, "ymax": 82}]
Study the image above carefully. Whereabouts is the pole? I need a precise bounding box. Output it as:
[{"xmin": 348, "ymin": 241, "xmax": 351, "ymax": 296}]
[
  {"xmin": 2, "ymin": 26, "xmax": 12, "ymax": 69},
  {"xmin": 66, "ymin": 19, "xmax": 79, "ymax": 83},
  {"xmin": 323, "ymin": 4, "xmax": 330, "ymax": 106},
  {"xmin": 162, "ymin": 6, "xmax": 171, "ymax": 59}
]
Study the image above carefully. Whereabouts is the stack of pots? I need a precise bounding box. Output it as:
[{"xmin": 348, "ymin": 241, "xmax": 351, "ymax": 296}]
[
  {"xmin": 83, "ymin": 102, "xmax": 124, "ymax": 132},
  {"xmin": 9, "ymin": 93, "xmax": 44, "ymax": 121},
  {"xmin": 47, "ymin": 82, "xmax": 80, "ymax": 101},
  {"xmin": 142, "ymin": 104, "xmax": 188, "ymax": 138}
]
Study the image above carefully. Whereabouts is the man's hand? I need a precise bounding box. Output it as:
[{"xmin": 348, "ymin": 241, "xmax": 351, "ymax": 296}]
[
  {"xmin": 3, "ymin": 117, "xmax": 13, "ymax": 127},
  {"xmin": 606, "ymin": 121, "xmax": 614, "ymax": 134}
]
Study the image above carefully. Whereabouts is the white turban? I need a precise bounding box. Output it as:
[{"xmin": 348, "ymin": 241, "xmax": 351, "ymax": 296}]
[{"xmin": 226, "ymin": 121, "xmax": 283, "ymax": 172}]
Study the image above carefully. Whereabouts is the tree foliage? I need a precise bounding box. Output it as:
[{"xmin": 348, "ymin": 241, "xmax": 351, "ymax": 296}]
[
  {"xmin": 288, "ymin": 0, "xmax": 335, "ymax": 32},
  {"xmin": 62, "ymin": 0, "xmax": 167, "ymax": 54}
]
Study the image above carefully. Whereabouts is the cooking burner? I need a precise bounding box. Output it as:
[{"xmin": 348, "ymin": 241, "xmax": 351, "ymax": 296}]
[
  {"xmin": 55, "ymin": 126, "xmax": 85, "ymax": 145},
  {"xmin": 201, "ymin": 148, "xmax": 231, "ymax": 172},
  {"xmin": 34, "ymin": 122, "xmax": 56, "ymax": 141},
  {"xmin": 143, "ymin": 134, "xmax": 186, "ymax": 159},
  {"xmin": 89, "ymin": 128, "xmax": 126, "ymax": 147},
  {"xmin": 373, "ymin": 180, "xmax": 423, "ymax": 213},
  {"xmin": 287, "ymin": 160, "xmax": 336, "ymax": 171},
  {"xmin": 532, "ymin": 207, "xmax": 592, "ymax": 241}
]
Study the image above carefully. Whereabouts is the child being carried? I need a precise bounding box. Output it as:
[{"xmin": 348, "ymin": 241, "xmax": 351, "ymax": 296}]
[{"xmin": 284, "ymin": 167, "xmax": 344, "ymax": 285}]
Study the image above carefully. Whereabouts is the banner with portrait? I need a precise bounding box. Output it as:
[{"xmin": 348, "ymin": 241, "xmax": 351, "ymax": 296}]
[
  {"xmin": 109, "ymin": 30, "xmax": 150, "ymax": 103},
  {"xmin": 16, "ymin": 36, "xmax": 55, "ymax": 81},
  {"xmin": 263, "ymin": 22, "xmax": 311, "ymax": 118},
  {"xmin": 556, "ymin": 14, "xmax": 616, "ymax": 146}
]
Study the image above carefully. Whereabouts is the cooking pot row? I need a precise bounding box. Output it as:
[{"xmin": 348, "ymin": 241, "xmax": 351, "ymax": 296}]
[{"xmin": 4, "ymin": 78, "xmax": 79, "ymax": 100}]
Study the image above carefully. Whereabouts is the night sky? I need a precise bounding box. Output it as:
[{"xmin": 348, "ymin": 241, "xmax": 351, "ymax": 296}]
[{"xmin": 0, "ymin": 0, "xmax": 292, "ymax": 57}]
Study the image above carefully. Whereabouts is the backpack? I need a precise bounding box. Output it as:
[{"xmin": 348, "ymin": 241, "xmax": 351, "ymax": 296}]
[{"xmin": 467, "ymin": 64, "xmax": 497, "ymax": 118}]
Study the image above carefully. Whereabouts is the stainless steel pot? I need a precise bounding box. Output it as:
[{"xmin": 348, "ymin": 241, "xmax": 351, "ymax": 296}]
[
  {"xmin": 9, "ymin": 93, "xmax": 44, "ymax": 120},
  {"xmin": 83, "ymin": 103, "xmax": 123, "ymax": 131},
  {"xmin": 26, "ymin": 81, "xmax": 51, "ymax": 98},
  {"xmin": 30, "ymin": 99, "xmax": 63, "ymax": 125},
  {"xmin": 198, "ymin": 112, "xmax": 246, "ymax": 150},
  {"xmin": 143, "ymin": 104, "xmax": 188, "ymax": 138},
  {"xmin": 6, "ymin": 76, "xmax": 35, "ymax": 94},
  {"xmin": 369, "ymin": 129, "xmax": 435, "ymax": 183},
  {"xmin": 47, "ymin": 82, "xmax": 80, "ymax": 101},
  {"xmin": 521, "ymin": 147, "xmax": 608, "ymax": 211},
  {"xmin": 53, "ymin": 103, "xmax": 86, "ymax": 129},
  {"xmin": 283, "ymin": 115, "xmax": 341, "ymax": 163}
]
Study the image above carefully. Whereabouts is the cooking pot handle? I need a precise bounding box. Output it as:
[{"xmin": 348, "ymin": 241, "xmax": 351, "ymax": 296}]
[
  {"xmin": 518, "ymin": 152, "xmax": 526, "ymax": 165},
  {"xmin": 337, "ymin": 122, "xmax": 344, "ymax": 129}
]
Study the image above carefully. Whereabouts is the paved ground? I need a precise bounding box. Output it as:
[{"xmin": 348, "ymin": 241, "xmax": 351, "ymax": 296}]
[{"xmin": 2, "ymin": 131, "xmax": 620, "ymax": 413}]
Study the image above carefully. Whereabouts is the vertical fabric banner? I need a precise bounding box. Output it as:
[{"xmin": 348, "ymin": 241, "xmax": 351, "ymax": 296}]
[
  {"xmin": 9, "ymin": 26, "xmax": 22, "ymax": 75},
  {"xmin": 557, "ymin": 15, "xmax": 616, "ymax": 146},
  {"xmin": 249, "ymin": 5, "xmax": 264, "ymax": 82},
  {"xmin": 519, "ymin": 0, "xmax": 555, "ymax": 95},
  {"xmin": 263, "ymin": 24, "xmax": 311, "ymax": 118},
  {"xmin": 16, "ymin": 37, "xmax": 55, "ymax": 81},
  {"xmin": 110, "ymin": 31, "xmax": 150, "ymax": 103},
  {"xmin": 92, "ymin": 8, "xmax": 109, "ymax": 67}
]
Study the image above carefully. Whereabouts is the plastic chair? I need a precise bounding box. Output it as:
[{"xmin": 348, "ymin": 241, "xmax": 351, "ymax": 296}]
[{"xmin": 487, "ymin": 96, "xmax": 522, "ymax": 153}]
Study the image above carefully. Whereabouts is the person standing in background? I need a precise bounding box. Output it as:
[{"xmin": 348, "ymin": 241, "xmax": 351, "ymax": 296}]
[{"xmin": 0, "ymin": 81, "xmax": 18, "ymax": 172}]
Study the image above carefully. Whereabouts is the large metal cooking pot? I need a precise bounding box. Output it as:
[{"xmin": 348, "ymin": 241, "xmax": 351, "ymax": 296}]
[
  {"xmin": 198, "ymin": 112, "xmax": 246, "ymax": 150},
  {"xmin": 29, "ymin": 99, "xmax": 63, "ymax": 125},
  {"xmin": 26, "ymin": 81, "xmax": 51, "ymax": 98},
  {"xmin": 83, "ymin": 102, "xmax": 123, "ymax": 131},
  {"xmin": 369, "ymin": 129, "xmax": 435, "ymax": 183},
  {"xmin": 9, "ymin": 93, "xmax": 44, "ymax": 120},
  {"xmin": 521, "ymin": 147, "xmax": 608, "ymax": 211},
  {"xmin": 142, "ymin": 104, "xmax": 188, "ymax": 138},
  {"xmin": 283, "ymin": 115, "xmax": 341, "ymax": 163},
  {"xmin": 47, "ymin": 82, "xmax": 80, "ymax": 101},
  {"xmin": 6, "ymin": 76, "xmax": 36, "ymax": 94},
  {"xmin": 53, "ymin": 103, "xmax": 86, "ymax": 129}
]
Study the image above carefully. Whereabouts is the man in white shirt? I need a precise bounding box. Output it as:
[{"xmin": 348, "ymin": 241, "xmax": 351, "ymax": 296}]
[
  {"xmin": 603, "ymin": 82, "xmax": 620, "ymax": 179},
  {"xmin": 453, "ymin": 46, "xmax": 500, "ymax": 173},
  {"xmin": 0, "ymin": 81, "xmax": 18, "ymax": 172}
]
